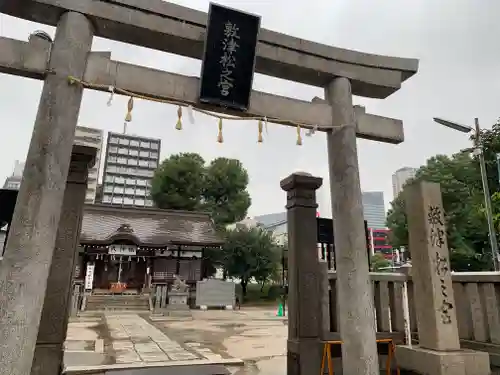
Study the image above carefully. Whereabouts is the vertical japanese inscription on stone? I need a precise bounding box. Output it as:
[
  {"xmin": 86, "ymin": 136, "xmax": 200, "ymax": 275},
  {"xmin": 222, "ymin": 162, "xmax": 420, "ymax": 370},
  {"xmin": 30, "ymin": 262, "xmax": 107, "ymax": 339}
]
[
  {"xmin": 199, "ymin": 3, "xmax": 261, "ymax": 111},
  {"xmin": 427, "ymin": 205, "xmax": 453, "ymax": 324}
]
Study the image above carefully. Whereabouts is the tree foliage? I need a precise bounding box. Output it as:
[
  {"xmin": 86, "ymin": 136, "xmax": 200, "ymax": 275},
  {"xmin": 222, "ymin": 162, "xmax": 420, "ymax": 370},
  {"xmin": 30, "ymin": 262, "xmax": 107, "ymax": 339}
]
[
  {"xmin": 386, "ymin": 120, "xmax": 500, "ymax": 271},
  {"xmin": 221, "ymin": 226, "xmax": 280, "ymax": 298},
  {"xmin": 203, "ymin": 158, "xmax": 252, "ymax": 227},
  {"xmin": 151, "ymin": 153, "xmax": 251, "ymax": 227},
  {"xmin": 370, "ymin": 253, "xmax": 391, "ymax": 272},
  {"xmin": 151, "ymin": 153, "xmax": 205, "ymax": 211}
]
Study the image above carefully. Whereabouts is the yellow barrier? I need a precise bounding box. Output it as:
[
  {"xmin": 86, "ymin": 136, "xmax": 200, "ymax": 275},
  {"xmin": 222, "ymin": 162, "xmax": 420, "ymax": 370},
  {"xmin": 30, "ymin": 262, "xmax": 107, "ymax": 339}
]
[{"xmin": 320, "ymin": 338, "xmax": 400, "ymax": 375}]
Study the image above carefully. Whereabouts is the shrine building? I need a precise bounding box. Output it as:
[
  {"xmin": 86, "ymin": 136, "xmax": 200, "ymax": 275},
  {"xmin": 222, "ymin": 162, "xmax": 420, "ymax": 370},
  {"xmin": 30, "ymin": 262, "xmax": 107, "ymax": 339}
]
[{"xmin": 74, "ymin": 204, "xmax": 223, "ymax": 295}]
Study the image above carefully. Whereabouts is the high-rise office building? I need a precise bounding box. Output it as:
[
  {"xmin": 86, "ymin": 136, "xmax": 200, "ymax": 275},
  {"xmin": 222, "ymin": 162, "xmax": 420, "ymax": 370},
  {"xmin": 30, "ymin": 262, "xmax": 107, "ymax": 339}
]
[
  {"xmin": 392, "ymin": 167, "xmax": 417, "ymax": 198},
  {"xmin": 362, "ymin": 191, "xmax": 386, "ymax": 229},
  {"xmin": 2, "ymin": 126, "xmax": 103, "ymax": 201},
  {"xmin": 3, "ymin": 160, "xmax": 24, "ymax": 190},
  {"xmin": 74, "ymin": 126, "xmax": 104, "ymax": 204},
  {"xmin": 101, "ymin": 132, "xmax": 161, "ymax": 207}
]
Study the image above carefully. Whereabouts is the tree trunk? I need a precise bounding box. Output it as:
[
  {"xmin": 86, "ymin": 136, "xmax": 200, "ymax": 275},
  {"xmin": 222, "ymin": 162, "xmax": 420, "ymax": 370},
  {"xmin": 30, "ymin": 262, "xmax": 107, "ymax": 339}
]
[{"xmin": 260, "ymin": 281, "xmax": 265, "ymax": 292}]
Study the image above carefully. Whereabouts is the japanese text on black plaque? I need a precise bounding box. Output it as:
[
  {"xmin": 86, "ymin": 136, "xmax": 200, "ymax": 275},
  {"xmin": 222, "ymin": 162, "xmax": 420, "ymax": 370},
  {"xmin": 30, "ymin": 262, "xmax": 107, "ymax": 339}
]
[{"xmin": 218, "ymin": 21, "xmax": 240, "ymax": 97}]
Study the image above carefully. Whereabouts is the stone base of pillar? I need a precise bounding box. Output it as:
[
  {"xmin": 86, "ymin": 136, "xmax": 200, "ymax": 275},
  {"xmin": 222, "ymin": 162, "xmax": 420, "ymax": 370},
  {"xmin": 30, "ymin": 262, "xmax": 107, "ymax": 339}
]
[
  {"xmin": 31, "ymin": 344, "xmax": 63, "ymax": 375},
  {"xmin": 396, "ymin": 345, "xmax": 490, "ymax": 375},
  {"xmin": 287, "ymin": 339, "xmax": 322, "ymax": 375}
]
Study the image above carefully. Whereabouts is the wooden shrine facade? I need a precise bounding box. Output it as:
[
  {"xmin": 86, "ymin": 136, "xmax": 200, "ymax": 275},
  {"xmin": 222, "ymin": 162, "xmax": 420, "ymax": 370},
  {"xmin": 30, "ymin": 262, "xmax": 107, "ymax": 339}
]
[{"xmin": 75, "ymin": 204, "xmax": 223, "ymax": 293}]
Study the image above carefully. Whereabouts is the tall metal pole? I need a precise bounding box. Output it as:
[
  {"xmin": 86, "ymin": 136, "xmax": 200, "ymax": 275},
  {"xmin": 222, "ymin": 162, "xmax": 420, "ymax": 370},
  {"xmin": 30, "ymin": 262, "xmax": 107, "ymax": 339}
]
[
  {"xmin": 475, "ymin": 118, "xmax": 500, "ymax": 271},
  {"xmin": 281, "ymin": 248, "xmax": 286, "ymax": 316}
]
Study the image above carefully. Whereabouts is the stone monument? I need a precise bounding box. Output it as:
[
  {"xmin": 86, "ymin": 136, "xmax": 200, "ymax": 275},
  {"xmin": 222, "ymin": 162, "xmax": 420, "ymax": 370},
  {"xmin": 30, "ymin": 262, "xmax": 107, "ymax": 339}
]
[
  {"xmin": 396, "ymin": 181, "xmax": 490, "ymax": 375},
  {"xmin": 165, "ymin": 275, "xmax": 191, "ymax": 318}
]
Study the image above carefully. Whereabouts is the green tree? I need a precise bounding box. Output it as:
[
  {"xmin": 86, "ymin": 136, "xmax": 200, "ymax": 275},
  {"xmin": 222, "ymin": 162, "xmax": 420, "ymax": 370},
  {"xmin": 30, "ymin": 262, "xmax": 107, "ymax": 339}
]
[
  {"xmin": 370, "ymin": 253, "xmax": 391, "ymax": 272},
  {"xmin": 151, "ymin": 154, "xmax": 251, "ymax": 227},
  {"xmin": 386, "ymin": 153, "xmax": 491, "ymax": 270},
  {"xmin": 151, "ymin": 153, "xmax": 205, "ymax": 211},
  {"xmin": 221, "ymin": 226, "xmax": 280, "ymax": 298},
  {"xmin": 202, "ymin": 157, "xmax": 252, "ymax": 228}
]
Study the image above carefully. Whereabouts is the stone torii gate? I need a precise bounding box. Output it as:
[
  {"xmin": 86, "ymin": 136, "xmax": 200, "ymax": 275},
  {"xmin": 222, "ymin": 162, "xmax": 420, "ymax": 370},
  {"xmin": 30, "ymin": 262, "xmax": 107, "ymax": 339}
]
[{"xmin": 0, "ymin": 1, "xmax": 418, "ymax": 375}]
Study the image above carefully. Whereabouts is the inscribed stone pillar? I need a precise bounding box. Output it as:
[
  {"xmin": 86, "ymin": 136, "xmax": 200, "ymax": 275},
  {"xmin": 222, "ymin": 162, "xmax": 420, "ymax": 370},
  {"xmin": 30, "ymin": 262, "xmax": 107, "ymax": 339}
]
[
  {"xmin": 325, "ymin": 77, "xmax": 379, "ymax": 374},
  {"xmin": 406, "ymin": 181, "xmax": 459, "ymax": 351},
  {"xmin": 31, "ymin": 145, "xmax": 96, "ymax": 375},
  {"xmin": 0, "ymin": 12, "xmax": 93, "ymax": 375},
  {"xmin": 396, "ymin": 181, "xmax": 490, "ymax": 375},
  {"xmin": 280, "ymin": 172, "xmax": 323, "ymax": 375}
]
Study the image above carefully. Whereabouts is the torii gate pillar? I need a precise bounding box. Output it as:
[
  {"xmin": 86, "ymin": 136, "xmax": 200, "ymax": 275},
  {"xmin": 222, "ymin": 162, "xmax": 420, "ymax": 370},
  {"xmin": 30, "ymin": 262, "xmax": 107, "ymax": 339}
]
[
  {"xmin": 0, "ymin": 12, "xmax": 93, "ymax": 375},
  {"xmin": 327, "ymin": 77, "xmax": 379, "ymax": 373}
]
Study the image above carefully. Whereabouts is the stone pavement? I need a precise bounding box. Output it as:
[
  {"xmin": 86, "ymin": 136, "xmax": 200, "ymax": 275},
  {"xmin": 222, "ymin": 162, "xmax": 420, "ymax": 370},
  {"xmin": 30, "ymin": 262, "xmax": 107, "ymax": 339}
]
[
  {"xmin": 106, "ymin": 314, "xmax": 200, "ymax": 363},
  {"xmin": 154, "ymin": 308, "xmax": 287, "ymax": 375},
  {"xmin": 64, "ymin": 308, "xmax": 287, "ymax": 374}
]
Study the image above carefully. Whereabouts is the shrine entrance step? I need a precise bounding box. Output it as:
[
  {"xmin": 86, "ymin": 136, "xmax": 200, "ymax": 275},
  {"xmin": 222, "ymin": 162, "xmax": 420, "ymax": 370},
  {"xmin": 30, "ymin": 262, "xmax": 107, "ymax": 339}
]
[{"xmin": 85, "ymin": 294, "xmax": 150, "ymax": 312}]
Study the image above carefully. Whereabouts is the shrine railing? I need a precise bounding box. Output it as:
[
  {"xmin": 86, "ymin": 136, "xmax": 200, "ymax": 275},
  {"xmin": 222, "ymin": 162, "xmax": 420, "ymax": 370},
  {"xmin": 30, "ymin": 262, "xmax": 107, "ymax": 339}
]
[{"xmin": 327, "ymin": 271, "xmax": 500, "ymax": 352}]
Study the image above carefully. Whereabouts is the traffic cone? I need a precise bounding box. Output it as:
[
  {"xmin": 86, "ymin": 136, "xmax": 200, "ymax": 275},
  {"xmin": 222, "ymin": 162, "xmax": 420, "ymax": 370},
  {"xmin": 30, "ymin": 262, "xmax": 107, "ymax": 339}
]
[{"xmin": 276, "ymin": 303, "xmax": 284, "ymax": 317}]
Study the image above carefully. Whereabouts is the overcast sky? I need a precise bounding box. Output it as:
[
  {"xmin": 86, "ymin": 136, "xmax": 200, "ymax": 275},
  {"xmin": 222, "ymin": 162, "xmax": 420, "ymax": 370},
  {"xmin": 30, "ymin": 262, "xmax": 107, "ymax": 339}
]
[{"xmin": 0, "ymin": 0, "xmax": 498, "ymax": 218}]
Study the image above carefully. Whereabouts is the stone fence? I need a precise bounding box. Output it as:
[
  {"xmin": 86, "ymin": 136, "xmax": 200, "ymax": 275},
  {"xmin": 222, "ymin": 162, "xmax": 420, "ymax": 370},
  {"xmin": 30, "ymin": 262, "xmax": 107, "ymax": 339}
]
[{"xmin": 327, "ymin": 270, "xmax": 500, "ymax": 363}]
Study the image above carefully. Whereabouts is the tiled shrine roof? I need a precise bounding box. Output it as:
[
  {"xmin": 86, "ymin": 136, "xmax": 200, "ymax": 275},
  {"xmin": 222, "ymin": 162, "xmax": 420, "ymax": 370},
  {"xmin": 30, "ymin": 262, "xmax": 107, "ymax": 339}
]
[{"xmin": 80, "ymin": 204, "xmax": 223, "ymax": 246}]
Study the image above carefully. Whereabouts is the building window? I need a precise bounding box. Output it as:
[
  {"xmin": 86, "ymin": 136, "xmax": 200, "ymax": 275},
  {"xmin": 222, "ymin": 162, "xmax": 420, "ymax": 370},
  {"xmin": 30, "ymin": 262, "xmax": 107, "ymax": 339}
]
[
  {"xmin": 123, "ymin": 197, "xmax": 134, "ymax": 205},
  {"xmin": 140, "ymin": 141, "xmax": 150, "ymax": 148},
  {"xmin": 150, "ymin": 152, "xmax": 158, "ymax": 158},
  {"xmin": 128, "ymin": 158, "xmax": 138, "ymax": 166},
  {"xmin": 108, "ymin": 146, "xmax": 118, "ymax": 153},
  {"xmin": 112, "ymin": 196, "xmax": 123, "ymax": 204},
  {"xmin": 137, "ymin": 179, "xmax": 146, "ymax": 186},
  {"xmin": 108, "ymin": 156, "xmax": 117, "ymax": 163},
  {"xmin": 129, "ymin": 149, "xmax": 138, "ymax": 156},
  {"xmin": 139, "ymin": 151, "xmax": 149, "ymax": 158},
  {"xmin": 149, "ymin": 160, "xmax": 157, "ymax": 168},
  {"xmin": 126, "ymin": 178, "xmax": 136, "ymax": 185},
  {"xmin": 114, "ymin": 186, "xmax": 124, "ymax": 194},
  {"xmin": 109, "ymin": 137, "xmax": 119, "ymax": 144},
  {"xmin": 146, "ymin": 199, "xmax": 153, "ymax": 207},
  {"xmin": 118, "ymin": 147, "xmax": 128, "ymax": 155},
  {"xmin": 103, "ymin": 195, "xmax": 112, "ymax": 203},
  {"xmin": 106, "ymin": 166, "xmax": 117, "ymax": 173},
  {"xmin": 125, "ymin": 188, "xmax": 135, "ymax": 195},
  {"xmin": 139, "ymin": 160, "xmax": 148, "ymax": 167},
  {"xmin": 151, "ymin": 142, "xmax": 159, "ymax": 150},
  {"xmin": 134, "ymin": 198, "xmax": 145, "ymax": 206},
  {"xmin": 105, "ymin": 176, "xmax": 114, "ymax": 183},
  {"xmin": 130, "ymin": 140, "xmax": 140, "ymax": 147},
  {"xmin": 119, "ymin": 138, "xmax": 129, "ymax": 145},
  {"xmin": 104, "ymin": 185, "xmax": 113, "ymax": 193},
  {"xmin": 115, "ymin": 177, "xmax": 125, "ymax": 184},
  {"xmin": 135, "ymin": 188, "xmax": 146, "ymax": 196}
]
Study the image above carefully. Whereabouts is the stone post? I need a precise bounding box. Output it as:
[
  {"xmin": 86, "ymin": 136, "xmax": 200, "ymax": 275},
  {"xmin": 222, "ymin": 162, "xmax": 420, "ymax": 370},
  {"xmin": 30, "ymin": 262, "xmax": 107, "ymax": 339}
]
[
  {"xmin": 31, "ymin": 145, "xmax": 96, "ymax": 375},
  {"xmin": 325, "ymin": 77, "xmax": 379, "ymax": 374},
  {"xmin": 0, "ymin": 12, "xmax": 93, "ymax": 375},
  {"xmin": 396, "ymin": 181, "xmax": 490, "ymax": 375},
  {"xmin": 281, "ymin": 172, "xmax": 323, "ymax": 375}
]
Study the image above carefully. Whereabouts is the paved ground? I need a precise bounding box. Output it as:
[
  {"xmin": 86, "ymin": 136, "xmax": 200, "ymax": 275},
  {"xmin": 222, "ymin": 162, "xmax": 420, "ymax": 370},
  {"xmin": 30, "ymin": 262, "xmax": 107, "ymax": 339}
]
[{"xmin": 64, "ymin": 308, "xmax": 287, "ymax": 375}]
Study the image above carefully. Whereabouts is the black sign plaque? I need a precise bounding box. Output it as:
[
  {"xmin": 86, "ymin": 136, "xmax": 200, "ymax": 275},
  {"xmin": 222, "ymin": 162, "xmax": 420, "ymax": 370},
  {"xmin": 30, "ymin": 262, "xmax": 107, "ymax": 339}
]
[{"xmin": 199, "ymin": 3, "xmax": 261, "ymax": 111}]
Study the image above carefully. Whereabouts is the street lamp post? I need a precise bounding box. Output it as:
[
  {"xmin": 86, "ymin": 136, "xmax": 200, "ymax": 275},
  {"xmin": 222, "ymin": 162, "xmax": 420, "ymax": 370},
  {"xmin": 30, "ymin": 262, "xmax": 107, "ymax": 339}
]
[{"xmin": 434, "ymin": 117, "xmax": 500, "ymax": 271}]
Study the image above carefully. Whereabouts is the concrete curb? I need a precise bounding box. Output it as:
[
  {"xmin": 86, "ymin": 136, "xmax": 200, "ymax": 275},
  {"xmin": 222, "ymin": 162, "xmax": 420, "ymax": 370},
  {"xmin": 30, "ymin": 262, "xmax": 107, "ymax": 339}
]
[{"xmin": 63, "ymin": 358, "xmax": 245, "ymax": 374}]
